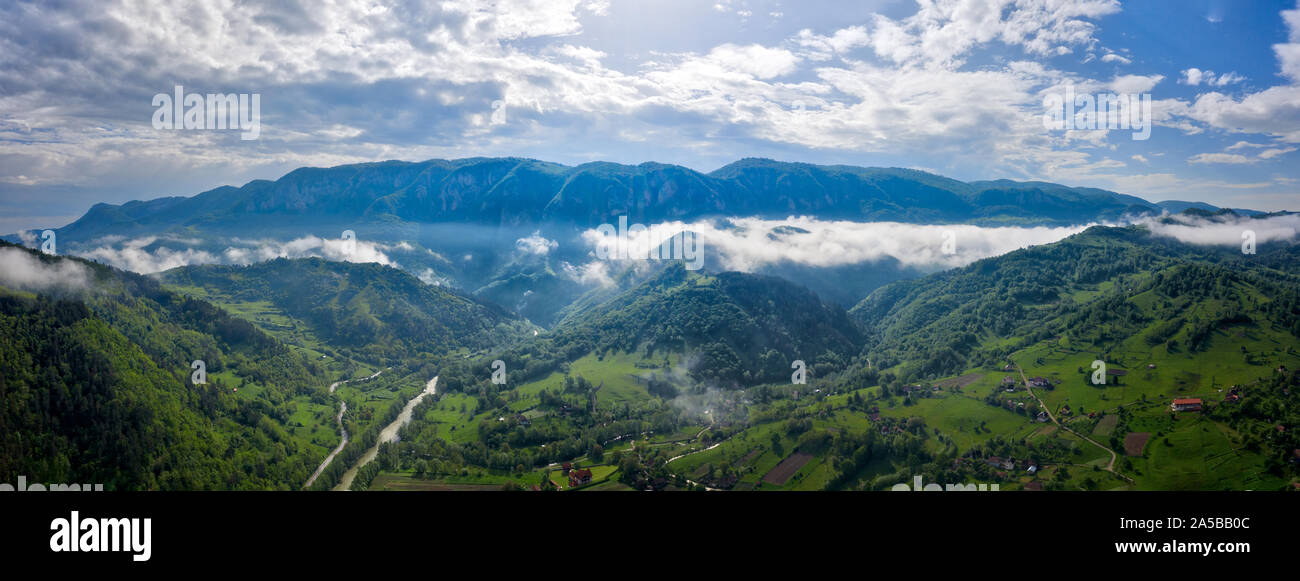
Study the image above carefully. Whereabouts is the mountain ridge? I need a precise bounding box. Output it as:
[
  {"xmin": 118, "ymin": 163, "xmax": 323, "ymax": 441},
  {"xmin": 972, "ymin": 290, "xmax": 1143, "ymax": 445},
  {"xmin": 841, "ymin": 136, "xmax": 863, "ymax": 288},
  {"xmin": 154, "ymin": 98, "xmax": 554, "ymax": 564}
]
[{"xmin": 15, "ymin": 157, "xmax": 1254, "ymax": 245}]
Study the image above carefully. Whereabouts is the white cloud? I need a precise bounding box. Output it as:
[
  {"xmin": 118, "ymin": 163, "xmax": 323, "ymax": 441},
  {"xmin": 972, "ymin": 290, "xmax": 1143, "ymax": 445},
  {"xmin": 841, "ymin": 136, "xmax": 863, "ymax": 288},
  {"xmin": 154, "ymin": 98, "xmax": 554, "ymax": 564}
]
[
  {"xmin": 1181, "ymin": 68, "xmax": 1245, "ymax": 86},
  {"xmin": 702, "ymin": 44, "xmax": 801, "ymax": 79},
  {"xmin": 578, "ymin": 217, "xmax": 1094, "ymax": 273},
  {"xmin": 1145, "ymin": 213, "xmax": 1300, "ymax": 246},
  {"xmin": 1110, "ymin": 74, "xmax": 1163, "ymax": 94},
  {"xmin": 1188, "ymin": 152, "xmax": 1254, "ymax": 164},
  {"xmin": 1, "ymin": 0, "xmax": 1294, "ymax": 219},
  {"xmin": 1164, "ymin": 6, "xmax": 1300, "ymax": 143},
  {"xmin": 74, "ymin": 234, "xmax": 400, "ymax": 274},
  {"xmin": 0, "ymin": 248, "xmax": 92, "ymax": 292},
  {"xmin": 1260, "ymin": 146, "xmax": 1297, "ymax": 159},
  {"xmin": 1188, "ymin": 143, "xmax": 1296, "ymax": 164},
  {"xmin": 561, "ymin": 260, "xmax": 614, "ymax": 287},
  {"xmin": 80, "ymin": 237, "xmax": 221, "ymax": 273},
  {"xmin": 515, "ymin": 231, "xmax": 558, "ymax": 255}
]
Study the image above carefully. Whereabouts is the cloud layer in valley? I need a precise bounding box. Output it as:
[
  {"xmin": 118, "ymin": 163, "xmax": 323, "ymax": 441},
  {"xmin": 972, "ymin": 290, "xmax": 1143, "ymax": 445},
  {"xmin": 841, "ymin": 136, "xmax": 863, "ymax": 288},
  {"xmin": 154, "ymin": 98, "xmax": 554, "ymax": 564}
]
[
  {"xmin": 1144, "ymin": 212, "xmax": 1300, "ymax": 247},
  {"xmin": 0, "ymin": 248, "xmax": 92, "ymax": 292},
  {"xmin": 572, "ymin": 217, "xmax": 1098, "ymax": 284},
  {"xmin": 64, "ymin": 234, "xmax": 403, "ymax": 274}
]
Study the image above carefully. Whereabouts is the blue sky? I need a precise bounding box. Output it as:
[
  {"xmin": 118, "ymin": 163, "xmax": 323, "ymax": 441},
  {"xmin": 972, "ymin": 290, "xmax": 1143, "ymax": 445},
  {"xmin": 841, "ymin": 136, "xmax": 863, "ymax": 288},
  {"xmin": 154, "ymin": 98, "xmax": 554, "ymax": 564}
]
[{"xmin": 1, "ymin": 0, "xmax": 1299, "ymax": 233}]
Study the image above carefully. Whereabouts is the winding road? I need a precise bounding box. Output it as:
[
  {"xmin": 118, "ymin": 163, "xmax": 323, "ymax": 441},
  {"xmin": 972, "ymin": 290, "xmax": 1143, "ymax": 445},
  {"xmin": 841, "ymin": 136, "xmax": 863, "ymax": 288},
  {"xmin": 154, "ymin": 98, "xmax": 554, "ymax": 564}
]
[
  {"xmin": 304, "ymin": 401, "xmax": 348, "ymax": 489},
  {"xmin": 1014, "ymin": 361, "xmax": 1132, "ymax": 482},
  {"xmin": 302, "ymin": 370, "xmax": 385, "ymax": 490}
]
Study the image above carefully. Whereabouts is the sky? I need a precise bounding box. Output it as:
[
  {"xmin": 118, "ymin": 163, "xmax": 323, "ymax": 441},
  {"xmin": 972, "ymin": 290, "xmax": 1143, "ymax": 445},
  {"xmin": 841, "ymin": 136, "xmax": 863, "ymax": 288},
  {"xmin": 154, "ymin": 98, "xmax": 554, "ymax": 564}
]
[{"xmin": 1, "ymin": 0, "xmax": 1299, "ymax": 234}]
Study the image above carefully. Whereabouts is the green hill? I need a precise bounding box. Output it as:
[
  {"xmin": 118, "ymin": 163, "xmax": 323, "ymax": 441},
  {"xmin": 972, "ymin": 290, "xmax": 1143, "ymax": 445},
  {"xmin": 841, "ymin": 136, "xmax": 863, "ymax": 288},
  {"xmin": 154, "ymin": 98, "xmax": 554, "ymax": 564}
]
[
  {"xmin": 439, "ymin": 263, "xmax": 864, "ymax": 394},
  {"xmin": 160, "ymin": 258, "xmax": 534, "ymax": 365},
  {"xmin": 850, "ymin": 225, "xmax": 1300, "ymax": 380},
  {"xmin": 0, "ymin": 242, "xmax": 334, "ymax": 490}
]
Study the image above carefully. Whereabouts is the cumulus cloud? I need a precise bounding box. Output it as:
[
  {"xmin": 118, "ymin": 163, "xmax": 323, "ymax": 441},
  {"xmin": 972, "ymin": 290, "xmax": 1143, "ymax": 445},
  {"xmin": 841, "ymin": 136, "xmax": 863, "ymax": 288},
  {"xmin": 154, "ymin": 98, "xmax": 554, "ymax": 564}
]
[
  {"xmin": 515, "ymin": 231, "xmax": 558, "ymax": 255},
  {"xmin": 561, "ymin": 260, "xmax": 615, "ymax": 287},
  {"xmin": 1180, "ymin": 68, "xmax": 1242, "ymax": 87},
  {"xmin": 0, "ymin": 0, "xmax": 1146, "ymax": 206},
  {"xmin": 1162, "ymin": 5, "xmax": 1300, "ymax": 143},
  {"xmin": 2, "ymin": 0, "xmax": 1296, "ymax": 221},
  {"xmin": 0, "ymin": 248, "xmax": 92, "ymax": 292}
]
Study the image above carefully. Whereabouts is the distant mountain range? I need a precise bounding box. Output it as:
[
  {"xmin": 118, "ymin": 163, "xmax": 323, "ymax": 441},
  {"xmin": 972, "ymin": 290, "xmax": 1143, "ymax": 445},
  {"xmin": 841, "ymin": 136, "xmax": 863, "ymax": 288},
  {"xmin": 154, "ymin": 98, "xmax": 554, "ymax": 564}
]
[
  {"xmin": 4, "ymin": 157, "xmax": 1279, "ymax": 329},
  {"xmin": 15, "ymin": 157, "xmax": 1265, "ymax": 245}
]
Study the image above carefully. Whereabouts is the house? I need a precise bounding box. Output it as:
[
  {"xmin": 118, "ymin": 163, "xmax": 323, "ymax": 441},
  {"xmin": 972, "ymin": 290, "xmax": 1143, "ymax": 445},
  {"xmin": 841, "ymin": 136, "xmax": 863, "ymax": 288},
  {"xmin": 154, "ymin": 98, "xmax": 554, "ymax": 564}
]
[
  {"xmin": 1002, "ymin": 458, "xmax": 1016, "ymax": 470},
  {"xmin": 986, "ymin": 456, "xmax": 1003, "ymax": 468},
  {"xmin": 1028, "ymin": 377, "xmax": 1051, "ymax": 388},
  {"xmin": 1171, "ymin": 398, "xmax": 1203, "ymax": 412},
  {"xmin": 1059, "ymin": 405, "xmax": 1072, "ymax": 416},
  {"xmin": 1147, "ymin": 364, "xmax": 1157, "ymax": 369},
  {"xmin": 1024, "ymin": 481, "xmax": 1043, "ymax": 491},
  {"xmin": 561, "ymin": 462, "xmax": 573, "ymax": 473},
  {"xmin": 1004, "ymin": 363, "xmax": 1016, "ymax": 372},
  {"xmin": 516, "ymin": 414, "xmax": 531, "ymax": 426},
  {"xmin": 568, "ymin": 469, "xmax": 593, "ymax": 487},
  {"xmin": 1036, "ymin": 411, "xmax": 1050, "ymax": 423}
]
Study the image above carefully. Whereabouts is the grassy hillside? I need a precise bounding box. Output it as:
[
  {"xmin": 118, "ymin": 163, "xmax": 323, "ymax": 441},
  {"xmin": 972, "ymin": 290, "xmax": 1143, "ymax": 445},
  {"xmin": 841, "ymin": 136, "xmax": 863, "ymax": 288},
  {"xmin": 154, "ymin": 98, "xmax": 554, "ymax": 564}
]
[
  {"xmin": 0, "ymin": 243, "xmax": 336, "ymax": 489},
  {"xmin": 160, "ymin": 257, "xmax": 535, "ymax": 365}
]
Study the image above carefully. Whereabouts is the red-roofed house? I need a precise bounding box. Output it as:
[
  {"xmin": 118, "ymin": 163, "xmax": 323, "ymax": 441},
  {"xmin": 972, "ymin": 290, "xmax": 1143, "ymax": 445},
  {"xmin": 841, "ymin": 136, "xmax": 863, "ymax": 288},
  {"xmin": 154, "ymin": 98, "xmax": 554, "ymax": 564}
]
[
  {"xmin": 568, "ymin": 468, "xmax": 593, "ymax": 487},
  {"xmin": 1171, "ymin": 398, "xmax": 1202, "ymax": 412}
]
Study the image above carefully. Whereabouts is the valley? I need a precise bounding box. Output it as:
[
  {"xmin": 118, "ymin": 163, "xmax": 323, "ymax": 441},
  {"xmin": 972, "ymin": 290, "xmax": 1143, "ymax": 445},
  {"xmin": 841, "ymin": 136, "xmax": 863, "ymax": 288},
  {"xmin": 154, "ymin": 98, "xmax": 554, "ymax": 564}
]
[{"xmin": 3, "ymin": 174, "xmax": 1297, "ymax": 492}]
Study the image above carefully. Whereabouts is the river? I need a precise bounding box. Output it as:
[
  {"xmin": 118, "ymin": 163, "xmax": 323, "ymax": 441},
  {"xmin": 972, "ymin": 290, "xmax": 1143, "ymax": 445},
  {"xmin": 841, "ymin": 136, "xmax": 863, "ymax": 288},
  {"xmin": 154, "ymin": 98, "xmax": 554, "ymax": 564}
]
[{"xmin": 332, "ymin": 376, "xmax": 438, "ymax": 491}]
